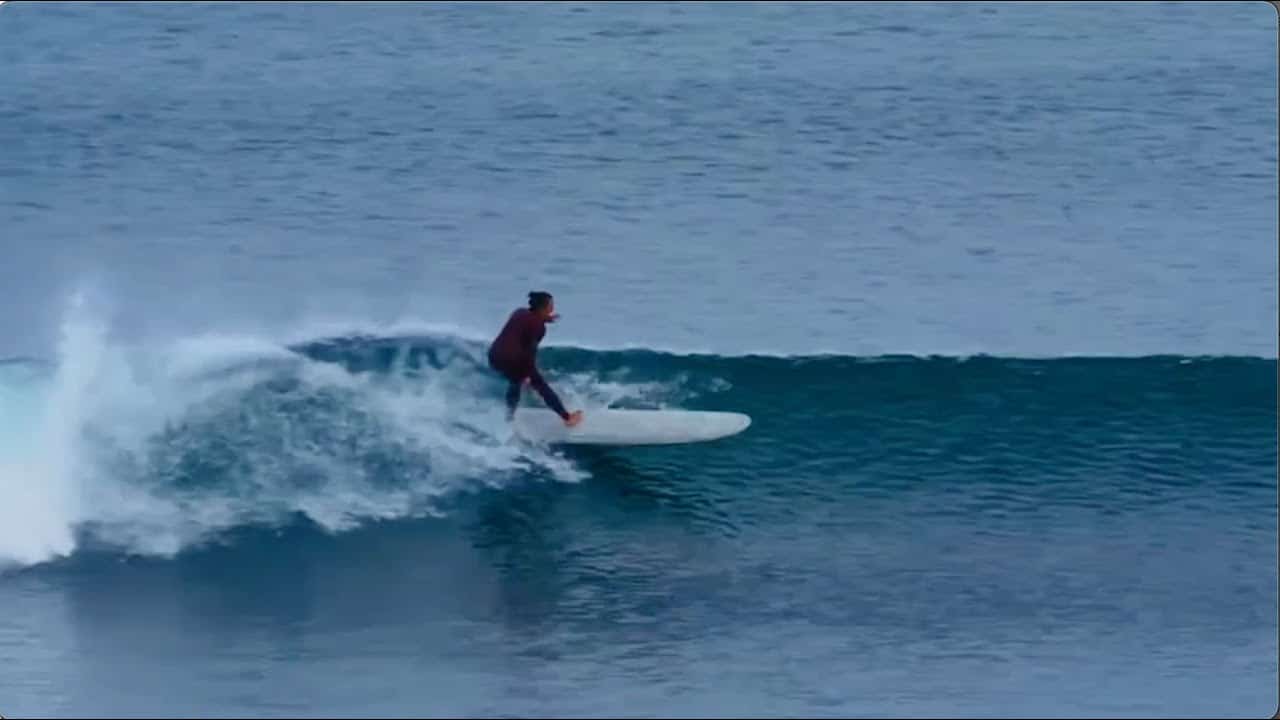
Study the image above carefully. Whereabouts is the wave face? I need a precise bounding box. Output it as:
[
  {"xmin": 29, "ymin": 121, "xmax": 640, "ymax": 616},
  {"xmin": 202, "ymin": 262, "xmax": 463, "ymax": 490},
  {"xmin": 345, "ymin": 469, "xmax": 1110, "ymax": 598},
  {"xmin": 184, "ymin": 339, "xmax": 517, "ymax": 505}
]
[{"xmin": 0, "ymin": 304, "xmax": 1273, "ymax": 569}]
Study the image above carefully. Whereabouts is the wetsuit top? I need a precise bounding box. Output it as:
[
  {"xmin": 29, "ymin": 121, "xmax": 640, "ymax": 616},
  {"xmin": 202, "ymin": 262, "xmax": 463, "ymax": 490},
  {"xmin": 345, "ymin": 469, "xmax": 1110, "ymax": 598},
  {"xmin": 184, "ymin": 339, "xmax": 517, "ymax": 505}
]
[{"xmin": 488, "ymin": 308, "xmax": 547, "ymax": 375}]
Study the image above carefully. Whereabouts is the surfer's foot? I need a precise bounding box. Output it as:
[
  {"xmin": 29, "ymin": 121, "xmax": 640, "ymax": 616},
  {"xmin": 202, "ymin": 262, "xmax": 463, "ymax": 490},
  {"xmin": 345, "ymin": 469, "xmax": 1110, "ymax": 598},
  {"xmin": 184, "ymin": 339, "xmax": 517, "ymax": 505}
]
[{"xmin": 564, "ymin": 410, "xmax": 584, "ymax": 428}]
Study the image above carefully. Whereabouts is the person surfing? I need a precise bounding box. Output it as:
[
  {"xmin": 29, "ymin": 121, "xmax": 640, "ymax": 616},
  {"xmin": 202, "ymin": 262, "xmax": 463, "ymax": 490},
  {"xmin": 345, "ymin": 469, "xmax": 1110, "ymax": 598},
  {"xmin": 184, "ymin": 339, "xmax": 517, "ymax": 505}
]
[{"xmin": 488, "ymin": 291, "xmax": 584, "ymax": 428}]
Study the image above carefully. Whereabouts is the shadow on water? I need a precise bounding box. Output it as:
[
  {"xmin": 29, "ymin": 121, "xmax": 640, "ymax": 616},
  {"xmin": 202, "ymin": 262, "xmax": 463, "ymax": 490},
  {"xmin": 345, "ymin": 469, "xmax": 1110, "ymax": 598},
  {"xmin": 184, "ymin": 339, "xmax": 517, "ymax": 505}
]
[
  {"xmin": 452, "ymin": 445, "xmax": 743, "ymax": 634},
  {"xmin": 559, "ymin": 445, "xmax": 743, "ymax": 536}
]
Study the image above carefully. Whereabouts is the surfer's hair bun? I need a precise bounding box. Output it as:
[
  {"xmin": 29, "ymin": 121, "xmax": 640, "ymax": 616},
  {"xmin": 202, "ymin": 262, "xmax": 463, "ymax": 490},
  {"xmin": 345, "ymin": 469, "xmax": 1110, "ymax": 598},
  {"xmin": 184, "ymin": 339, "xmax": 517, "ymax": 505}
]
[{"xmin": 528, "ymin": 291, "xmax": 553, "ymax": 311}]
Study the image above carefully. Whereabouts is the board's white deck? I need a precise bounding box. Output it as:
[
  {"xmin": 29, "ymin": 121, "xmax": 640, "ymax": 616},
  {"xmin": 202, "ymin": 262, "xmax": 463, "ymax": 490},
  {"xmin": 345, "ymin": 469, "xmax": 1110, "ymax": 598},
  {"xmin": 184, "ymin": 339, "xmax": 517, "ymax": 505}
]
[{"xmin": 513, "ymin": 408, "xmax": 751, "ymax": 446}]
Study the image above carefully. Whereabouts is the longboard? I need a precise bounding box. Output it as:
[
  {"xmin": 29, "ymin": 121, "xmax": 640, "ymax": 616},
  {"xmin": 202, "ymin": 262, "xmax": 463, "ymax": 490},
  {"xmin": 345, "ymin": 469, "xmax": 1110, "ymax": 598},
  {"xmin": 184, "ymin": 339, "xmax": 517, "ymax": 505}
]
[{"xmin": 512, "ymin": 408, "xmax": 751, "ymax": 446}]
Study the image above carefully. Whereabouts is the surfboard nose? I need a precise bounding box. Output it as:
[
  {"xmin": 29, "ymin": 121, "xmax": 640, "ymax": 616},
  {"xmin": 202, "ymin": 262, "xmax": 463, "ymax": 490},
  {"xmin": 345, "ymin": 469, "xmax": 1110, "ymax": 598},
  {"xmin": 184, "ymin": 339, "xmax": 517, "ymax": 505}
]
[{"xmin": 727, "ymin": 412, "xmax": 752, "ymax": 434}]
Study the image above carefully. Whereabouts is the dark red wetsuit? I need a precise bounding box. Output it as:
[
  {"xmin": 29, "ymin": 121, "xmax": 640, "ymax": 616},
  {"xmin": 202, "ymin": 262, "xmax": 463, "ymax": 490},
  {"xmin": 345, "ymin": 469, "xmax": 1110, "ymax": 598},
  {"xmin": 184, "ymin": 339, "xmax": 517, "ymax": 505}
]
[{"xmin": 487, "ymin": 308, "xmax": 569, "ymax": 419}]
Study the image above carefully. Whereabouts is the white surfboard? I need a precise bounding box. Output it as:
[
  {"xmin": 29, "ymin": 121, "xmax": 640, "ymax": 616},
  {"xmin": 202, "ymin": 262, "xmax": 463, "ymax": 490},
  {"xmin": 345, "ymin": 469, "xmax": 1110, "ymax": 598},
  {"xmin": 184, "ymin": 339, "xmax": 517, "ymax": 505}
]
[{"xmin": 512, "ymin": 408, "xmax": 751, "ymax": 446}]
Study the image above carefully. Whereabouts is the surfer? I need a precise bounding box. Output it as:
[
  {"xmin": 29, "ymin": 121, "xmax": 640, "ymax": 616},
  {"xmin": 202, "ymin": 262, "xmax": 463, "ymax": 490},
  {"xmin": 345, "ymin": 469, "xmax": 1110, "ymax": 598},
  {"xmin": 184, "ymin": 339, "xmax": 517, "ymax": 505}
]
[{"xmin": 488, "ymin": 291, "xmax": 584, "ymax": 427}]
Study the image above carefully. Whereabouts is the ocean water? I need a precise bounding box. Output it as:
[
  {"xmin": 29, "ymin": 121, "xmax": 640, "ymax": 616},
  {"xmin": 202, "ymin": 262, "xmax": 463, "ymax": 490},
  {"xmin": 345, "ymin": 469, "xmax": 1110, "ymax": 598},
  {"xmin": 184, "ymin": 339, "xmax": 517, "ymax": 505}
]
[{"xmin": 0, "ymin": 1, "xmax": 1276, "ymax": 718}]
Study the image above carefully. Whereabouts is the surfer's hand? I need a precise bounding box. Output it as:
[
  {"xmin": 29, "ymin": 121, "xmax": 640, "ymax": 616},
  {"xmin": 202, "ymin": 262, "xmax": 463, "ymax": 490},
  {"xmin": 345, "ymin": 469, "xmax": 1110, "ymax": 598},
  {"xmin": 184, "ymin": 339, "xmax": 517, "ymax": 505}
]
[{"xmin": 564, "ymin": 410, "xmax": 583, "ymax": 428}]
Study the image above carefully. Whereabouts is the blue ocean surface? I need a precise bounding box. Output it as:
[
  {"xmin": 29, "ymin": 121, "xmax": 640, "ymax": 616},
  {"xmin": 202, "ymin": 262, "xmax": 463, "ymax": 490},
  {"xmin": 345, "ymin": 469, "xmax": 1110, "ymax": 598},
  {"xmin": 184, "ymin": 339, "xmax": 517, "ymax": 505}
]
[{"xmin": 0, "ymin": 2, "xmax": 1276, "ymax": 718}]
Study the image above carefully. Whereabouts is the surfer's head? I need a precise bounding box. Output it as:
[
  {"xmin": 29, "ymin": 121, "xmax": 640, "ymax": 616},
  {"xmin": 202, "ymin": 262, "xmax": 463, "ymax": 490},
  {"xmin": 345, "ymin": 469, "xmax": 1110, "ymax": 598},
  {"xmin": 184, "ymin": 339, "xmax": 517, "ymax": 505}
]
[{"xmin": 528, "ymin": 291, "xmax": 555, "ymax": 319}]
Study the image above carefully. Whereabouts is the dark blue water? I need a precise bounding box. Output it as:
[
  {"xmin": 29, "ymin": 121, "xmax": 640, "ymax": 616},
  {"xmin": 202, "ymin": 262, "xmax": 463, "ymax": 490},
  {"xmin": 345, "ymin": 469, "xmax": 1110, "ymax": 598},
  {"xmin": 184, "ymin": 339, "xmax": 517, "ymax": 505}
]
[{"xmin": 0, "ymin": 2, "xmax": 1276, "ymax": 717}]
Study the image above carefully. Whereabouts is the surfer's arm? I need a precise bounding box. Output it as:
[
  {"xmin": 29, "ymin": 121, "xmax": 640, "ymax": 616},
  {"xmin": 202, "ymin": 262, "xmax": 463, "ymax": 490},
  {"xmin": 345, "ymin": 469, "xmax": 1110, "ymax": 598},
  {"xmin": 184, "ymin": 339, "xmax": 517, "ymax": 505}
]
[{"xmin": 527, "ymin": 367, "xmax": 570, "ymax": 420}]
